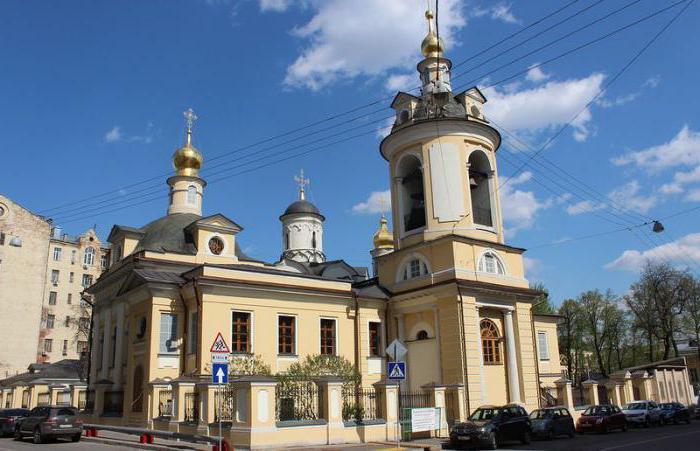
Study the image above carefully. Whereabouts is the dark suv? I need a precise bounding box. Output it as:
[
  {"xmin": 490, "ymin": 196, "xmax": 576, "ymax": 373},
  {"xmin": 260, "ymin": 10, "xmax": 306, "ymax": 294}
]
[
  {"xmin": 14, "ymin": 406, "xmax": 82, "ymax": 444},
  {"xmin": 449, "ymin": 404, "xmax": 531, "ymax": 449}
]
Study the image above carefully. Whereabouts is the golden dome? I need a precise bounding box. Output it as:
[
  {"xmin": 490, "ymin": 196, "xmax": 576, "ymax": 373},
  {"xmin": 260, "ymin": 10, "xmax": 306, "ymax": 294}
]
[
  {"xmin": 421, "ymin": 10, "xmax": 444, "ymax": 58},
  {"xmin": 373, "ymin": 216, "xmax": 394, "ymax": 249},
  {"xmin": 172, "ymin": 132, "xmax": 203, "ymax": 177}
]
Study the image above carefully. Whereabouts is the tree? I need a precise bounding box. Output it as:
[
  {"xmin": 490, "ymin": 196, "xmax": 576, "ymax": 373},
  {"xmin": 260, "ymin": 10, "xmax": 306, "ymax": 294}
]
[
  {"xmin": 578, "ymin": 289, "xmax": 616, "ymax": 377},
  {"xmin": 682, "ymin": 277, "xmax": 700, "ymax": 386},
  {"xmin": 557, "ymin": 299, "xmax": 581, "ymax": 381},
  {"xmin": 531, "ymin": 282, "xmax": 554, "ymax": 315}
]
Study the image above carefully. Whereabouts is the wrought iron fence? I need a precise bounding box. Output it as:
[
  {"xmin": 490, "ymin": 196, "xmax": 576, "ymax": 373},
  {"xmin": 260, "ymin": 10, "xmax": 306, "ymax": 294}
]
[
  {"xmin": 37, "ymin": 392, "xmax": 50, "ymax": 406},
  {"xmin": 215, "ymin": 385, "xmax": 237, "ymax": 422},
  {"xmin": 158, "ymin": 390, "xmax": 173, "ymax": 417},
  {"xmin": 399, "ymin": 390, "xmax": 431, "ymax": 421},
  {"xmin": 184, "ymin": 392, "xmax": 199, "ymax": 423},
  {"xmin": 342, "ymin": 386, "xmax": 382, "ymax": 421},
  {"xmin": 275, "ymin": 380, "xmax": 321, "ymax": 422},
  {"xmin": 103, "ymin": 391, "xmax": 124, "ymax": 416}
]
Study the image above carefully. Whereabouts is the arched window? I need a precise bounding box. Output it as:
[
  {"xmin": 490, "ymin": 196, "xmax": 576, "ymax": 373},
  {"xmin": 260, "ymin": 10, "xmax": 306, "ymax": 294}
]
[
  {"xmin": 481, "ymin": 319, "xmax": 502, "ymax": 364},
  {"xmin": 83, "ymin": 247, "xmax": 95, "ymax": 266},
  {"xmin": 132, "ymin": 365, "xmax": 144, "ymax": 412},
  {"xmin": 186, "ymin": 185, "xmax": 197, "ymax": 205},
  {"xmin": 478, "ymin": 251, "xmax": 505, "ymax": 275},
  {"xmin": 398, "ymin": 155, "xmax": 425, "ymax": 232},
  {"xmin": 401, "ymin": 257, "xmax": 429, "ymax": 281},
  {"xmin": 284, "ymin": 231, "xmax": 290, "ymax": 250},
  {"xmin": 416, "ymin": 330, "xmax": 429, "ymax": 340},
  {"xmin": 468, "ymin": 151, "xmax": 494, "ymax": 227}
]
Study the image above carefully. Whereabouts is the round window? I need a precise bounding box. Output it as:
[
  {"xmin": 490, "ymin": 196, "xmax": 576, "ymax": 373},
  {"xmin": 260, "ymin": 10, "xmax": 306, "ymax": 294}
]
[{"xmin": 208, "ymin": 236, "xmax": 224, "ymax": 255}]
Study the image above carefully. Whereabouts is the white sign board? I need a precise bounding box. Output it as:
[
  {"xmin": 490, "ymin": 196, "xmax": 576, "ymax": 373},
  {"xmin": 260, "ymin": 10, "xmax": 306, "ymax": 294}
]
[
  {"xmin": 385, "ymin": 339, "xmax": 407, "ymax": 361},
  {"xmin": 410, "ymin": 407, "xmax": 440, "ymax": 433},
  {"xmin": 211, "ymin": 353, "xmax": 228, "ymax": 364}
]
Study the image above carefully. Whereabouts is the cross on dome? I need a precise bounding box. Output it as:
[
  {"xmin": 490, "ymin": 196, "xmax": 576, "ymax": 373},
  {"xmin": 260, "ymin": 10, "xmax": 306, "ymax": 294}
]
[
  {"xmin": 183, "ymin": 108, "xmax": 198, "ymax": 145},
  {"xmin": 294, "ymin": 169, "xmax": 310, "ymax": 200}
]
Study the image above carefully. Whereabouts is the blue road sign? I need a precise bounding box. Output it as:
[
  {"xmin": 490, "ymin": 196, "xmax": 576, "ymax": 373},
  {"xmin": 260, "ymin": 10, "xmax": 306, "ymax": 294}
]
[
  {"xmin": 212, "ymin": 363, "xmax": 229, "ymax": 384},
  {"xmin": 387, "ymin": 361, "xmax": 406, "ymax": 380}
]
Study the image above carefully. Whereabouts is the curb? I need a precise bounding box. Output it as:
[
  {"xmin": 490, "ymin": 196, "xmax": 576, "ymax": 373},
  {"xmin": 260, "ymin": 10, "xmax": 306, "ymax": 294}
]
[{"xmin": 84, "ymin": 436, "xmax": 204, "ymax": 450}]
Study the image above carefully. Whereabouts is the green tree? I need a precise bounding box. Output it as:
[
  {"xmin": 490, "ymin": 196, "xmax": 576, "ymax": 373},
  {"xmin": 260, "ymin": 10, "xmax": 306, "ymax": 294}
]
[
  {"xmin": 558, "ymin": 299, "xmax": 581, "ymax": 381},
  {"xmin": 578, "ymin": 289, "xmax": 616, "ymax": 377},
  {"xmin": 531, "ymin": 281, "xmax": 554, "ymax": 315}
]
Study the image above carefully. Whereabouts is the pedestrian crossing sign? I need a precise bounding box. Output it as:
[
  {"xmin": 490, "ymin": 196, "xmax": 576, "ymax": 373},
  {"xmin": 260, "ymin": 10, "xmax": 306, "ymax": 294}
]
[{"xmin": 388, "ymin": 361, "xmax": 406, "ymax": 380}]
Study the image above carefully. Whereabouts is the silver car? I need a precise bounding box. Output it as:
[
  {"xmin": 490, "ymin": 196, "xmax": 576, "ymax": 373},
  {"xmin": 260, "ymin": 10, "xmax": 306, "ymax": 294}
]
[{"xmin": 622, "ymin": 401, "xmax": 663, "ymax": 427}]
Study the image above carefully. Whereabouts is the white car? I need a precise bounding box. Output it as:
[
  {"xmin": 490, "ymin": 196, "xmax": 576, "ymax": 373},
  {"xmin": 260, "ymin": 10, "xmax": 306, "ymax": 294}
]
[{"xmin": 622, "ymin": 401, "xmax": 663, "ymax": 427}]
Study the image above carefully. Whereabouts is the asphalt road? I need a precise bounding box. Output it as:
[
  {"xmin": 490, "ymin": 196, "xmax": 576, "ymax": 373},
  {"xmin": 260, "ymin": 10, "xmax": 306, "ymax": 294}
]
[{"xmin": 0, "ymin": 436, "xmax": 135, "ymax": 451}]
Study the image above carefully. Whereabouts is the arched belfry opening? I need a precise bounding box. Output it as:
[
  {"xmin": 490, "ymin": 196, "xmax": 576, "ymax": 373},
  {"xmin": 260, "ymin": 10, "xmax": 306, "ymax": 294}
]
[
  {"xmin": 469, "ymin": 151, "xmax": 494, "ymax": 227},
  {"xmin": 398, "ymin": 155, "xmax": 426, "ymax": 232}
]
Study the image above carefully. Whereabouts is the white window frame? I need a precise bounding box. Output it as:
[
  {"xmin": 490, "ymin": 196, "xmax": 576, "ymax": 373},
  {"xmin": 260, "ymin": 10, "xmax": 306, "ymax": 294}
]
[
  {"xmin": 187, "ymin": 185, "xmax": 197, "ymax": 205},
  {"xmin": 53, "ymin": 247, "xmax": 62, "ymax": 261},
  {"xmin": 84, "ymin": 247, "xmax": 95, "ymax": 266},
  {"xmin": 318, "ymin": 317, "xmax": 338, "ymax": 356},
  {"xmin": 476, "ymin": 249, "xmax": 507, "ymax": 275},
  {"xmin": 395, "ymin": 252, "xmax": 431, "ymax": 283},
  {"xmin": 159, "ymin": 313, "xmax": 178, "ymax": 355},
  {"xmin": 230, "ymin": 309, "xmax": 254, "ymax": 354},
  {"xmin": 537, "ymin": 331, "xmax": 550, "ymax": 361},
  {"xmin": 51, "ymin": 270, "xmax": 60, "ymax": 284}
]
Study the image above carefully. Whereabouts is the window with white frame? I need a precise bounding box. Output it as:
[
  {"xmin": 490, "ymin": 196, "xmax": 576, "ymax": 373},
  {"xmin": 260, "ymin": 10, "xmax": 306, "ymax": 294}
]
[
  {"xmin": 51, "ymin": 270, "xmax": 59, "ymax": 284},
  {"xmin": 187, "ymin": 185, "xmax": 197, "ymax": 205},
  {"xmin": 81, "ymin": 274, "xmax": 93, "ymax": 288},
  {"xmin": 159, "ymin": 313, "xmax": 178, "ymax": 354},
  {"xmin": 401, "ymin": 257, "xmax": 429, "ymax": 281},
  {"xmin": 84, "ymin": 247, "xmax": 95, "ymax": 266},
  {"xmin": 53, "ymin": 247, "xmax": 62, "ymax": 261},
  {"xmin": 537, "ymin": 331, "xmax": 550, "ymax": 361},
  {"xmin": 478, "ymin": 251, "xmax": 505, "ymax": 275}
]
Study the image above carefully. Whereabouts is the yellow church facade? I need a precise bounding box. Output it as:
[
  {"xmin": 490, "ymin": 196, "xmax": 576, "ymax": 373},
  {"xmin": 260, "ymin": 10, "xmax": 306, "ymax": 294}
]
[{"xmin": 83, "ymin": 12, "xmax": 563, "ymax": 447}]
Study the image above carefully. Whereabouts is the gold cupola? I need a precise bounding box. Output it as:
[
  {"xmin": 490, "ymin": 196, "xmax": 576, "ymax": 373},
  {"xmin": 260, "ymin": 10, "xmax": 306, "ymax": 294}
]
[
  {"xmin": 373, "ymin": 215, "xmax": 394, "ymax": 249},
  {"xmin": 421, "ymin": 10, "xmax": 445, "ymax": 58},
  {"xmin": 172, "ymin": 108, "xmax": 203, "ymax": 177}
]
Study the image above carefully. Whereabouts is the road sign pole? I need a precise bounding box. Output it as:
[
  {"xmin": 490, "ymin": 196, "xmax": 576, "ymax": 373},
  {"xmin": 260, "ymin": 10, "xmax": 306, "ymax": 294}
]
[
  {"xmin": 218, "ymin": 382, "xmax": 222, "ymax": 451},
  {"xmin": 395, "ymin": 357, "xmax": 399, "ymax": 449}
]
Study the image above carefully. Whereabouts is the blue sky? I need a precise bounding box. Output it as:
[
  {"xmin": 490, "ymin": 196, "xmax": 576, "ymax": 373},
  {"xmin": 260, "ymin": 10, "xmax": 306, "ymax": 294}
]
[{"xmin": 2, "ymin": 0, "xmax": 699, "ymax": 304}]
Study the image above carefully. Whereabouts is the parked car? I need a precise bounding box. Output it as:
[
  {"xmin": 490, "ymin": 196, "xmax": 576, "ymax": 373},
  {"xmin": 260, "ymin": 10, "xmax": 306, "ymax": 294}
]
[
  {"xmin": 659, "ymin": 402, "xmax": 691, "ymax": 424},
  {"xmin": 529, "ymin": 407, "xmax": 575, "ymax": 439},
  {"xmin": 622, "ymin": 400, "xmax": 663, "ymax": 427},
  {"xmin": 0, "ymin": 409, "xmax": 30, "ymax": 437},
  {"xmin": 576, "ymin": 404, "xmax": 627, "ymax": 434},
  {"xmin": 13, "ymin": 406, "xmax": 82, "ymax": 444},
  {"xmin": 449, "ymin": 404, "xmax": 531, "ymax": 449}
]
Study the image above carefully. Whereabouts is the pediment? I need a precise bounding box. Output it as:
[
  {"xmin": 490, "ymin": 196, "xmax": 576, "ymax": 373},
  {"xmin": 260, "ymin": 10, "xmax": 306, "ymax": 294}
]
[{"xmin": 186, "ymin": 213, "xmax": 243, "ymax": 235}]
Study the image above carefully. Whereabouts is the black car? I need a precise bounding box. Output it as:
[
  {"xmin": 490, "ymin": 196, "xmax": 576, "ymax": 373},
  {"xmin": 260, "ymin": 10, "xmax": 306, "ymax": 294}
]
[
  {"xmin": 0, "ymin": 409, "xmax": 30, "ymax": 436},
  {"xmin": 659, "ymin": 402, "xmax": 691, "ymax": 425},
  {"xmin": 529, "ymin": 407, "xmax": 575, "ymax": 439},
  {"xmin": 449, "ymin": 404, "xmax": 531, "ymax": 449},
  {"xmin": 14, "ymin": 406, "xmax": 82, "ymax": 444}
]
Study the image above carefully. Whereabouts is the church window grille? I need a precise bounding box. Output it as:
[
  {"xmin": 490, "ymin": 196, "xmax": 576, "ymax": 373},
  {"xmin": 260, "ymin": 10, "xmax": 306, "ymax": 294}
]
[
  {"xmin": 481, "ymin": 319, "xmax": 502, "ymax": 365},
  {"xmin": 231, "ymin": 312, "xmax": 251, "ymax": 353},
  {"xmin": 187, "ymin": 185, "xmax": 197, "ymax": 205},
  {"xmin": 320, "ymin": 318, "xmax": 336, "ymax": 355},
  {"xmin": 368, "ymin": 322, "xmax": 381, "ymax": 357},
  {"xmin": 278, "ymin": 316, "xmax": 295, "ymax": 355},
  {"xmin": 84, "ymin": 247, "xmax": 95, "ymax": 266}
]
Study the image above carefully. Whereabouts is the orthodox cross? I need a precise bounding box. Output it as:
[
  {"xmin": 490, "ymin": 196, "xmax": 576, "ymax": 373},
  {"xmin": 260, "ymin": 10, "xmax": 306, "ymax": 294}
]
[
  {"xmin": 294, "ymin": 169, "xmax": 310, "ymax": 200},
  {"xmin": 183, "ymin": 108, "xmax": 198, "ymax": 144}
]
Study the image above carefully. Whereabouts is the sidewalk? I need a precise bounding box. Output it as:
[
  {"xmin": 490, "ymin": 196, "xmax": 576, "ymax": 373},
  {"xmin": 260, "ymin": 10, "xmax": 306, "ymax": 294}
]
[{"xmin": 84, "ymin": 429, "xmax": 208, "ymax": 450}]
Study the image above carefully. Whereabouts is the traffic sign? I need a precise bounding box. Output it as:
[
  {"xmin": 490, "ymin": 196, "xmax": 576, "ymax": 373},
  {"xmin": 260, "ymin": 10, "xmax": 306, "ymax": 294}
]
[
  {"xmin": 212, "ymin": 363, "xmax": 229, "ymax": 384},
  {"xmin": 211, "ymin": 353, "xmax": 228, "ymax": 364},
  {"xmin": 387, "ymin": 361, "xmax": 406, "ymax": 380},
  {"xmin": 385, "ymin": 339, "xmax": 407, "ymax": 360},
  {"xmin": 210, "ymin": 332, "xmax": 230, "ymax": 354}
]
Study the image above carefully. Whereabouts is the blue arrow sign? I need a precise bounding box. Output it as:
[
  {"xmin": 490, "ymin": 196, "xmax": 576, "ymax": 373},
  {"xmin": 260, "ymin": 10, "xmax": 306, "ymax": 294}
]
[
  {"xmin": 212, "ymin": 363, "xmax": 228, "ymax": 385},
  {"xmin": 387, "ymin": 361, "xmax": 406, "ymax": 380}
]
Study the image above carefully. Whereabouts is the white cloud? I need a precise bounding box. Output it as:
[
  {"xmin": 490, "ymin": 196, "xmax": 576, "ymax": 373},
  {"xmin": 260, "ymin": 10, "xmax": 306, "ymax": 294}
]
[
  {"xmin": 104, "ymin": 126, "xmax": 122, "ymax": 143},
  {"xmin": 525, "ymin": 65, "xmax": 549, "ymax": 83},
  {"xmin": 483, "ymin": 73, "xmax": 605, "ymax": 142},
  {"xmin": 282, "ymin": 0, "xmax": 467, "ymax": 90},
  {"xmin": 644, "ymin": 76, "xmax": 661, "ymax": 88},
  {"xmin": 472, "ymin": 3, "xmax": 519, "ymax": 24},
  {"xmin": 659, "ymin": 183, "xmax": 683, "ymax": 195},
  {"xmin": 385, "ymin": 73, "xmax": 415, "ymax": 92},
  {"xmin": 523, "ymin": 256, "xmax": 541, "ymax": 278},
  {"xmin": 499, "ymin": 171, "xmax": 552, "ymax": 237},
  {"xmin": 259, "ymin": 0, "xmax": 293, "ymax": 12},
  {"xmin": 352, "ymin": 190, "xmax": 391, "ymax": 214},
  {"xmin": 612, "ymin": 126, "xmax": 700, "ymax": 171},
  {"xmin": 607, "ymin": 181, "xmax": 656, "ymax": 214},
  {"xmin": 566, "ymin": 200, "xmax": 605, "ymax": 215},
  {"xmin": 605, "ymin": 232, "xmax": 700, "ymax": 272},
  {"xmin": 685, "ymin": 189, "xmax": 700, "ymax": 202}
]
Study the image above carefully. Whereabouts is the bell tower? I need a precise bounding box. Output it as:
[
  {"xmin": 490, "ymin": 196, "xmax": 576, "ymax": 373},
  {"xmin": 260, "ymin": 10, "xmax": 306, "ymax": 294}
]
[
  {"xmin": 168, "ymin": 108, "xmax": 206, "ymax": 216},
  {"xmin": 381, "ymin": 10, "xmax": 503, "ymax": 249}
]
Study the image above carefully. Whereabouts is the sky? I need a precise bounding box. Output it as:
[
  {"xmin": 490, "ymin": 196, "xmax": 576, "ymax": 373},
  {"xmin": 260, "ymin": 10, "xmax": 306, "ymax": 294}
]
[{"xmin": 1, "ymin": 0, "xmax": 700, "ymax": 305}]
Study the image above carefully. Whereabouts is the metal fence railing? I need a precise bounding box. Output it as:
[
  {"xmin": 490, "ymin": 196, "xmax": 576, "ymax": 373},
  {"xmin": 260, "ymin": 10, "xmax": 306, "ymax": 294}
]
[
  {"xmin": 158, "ymin": 390, "xmax": 173, "ymax": 417},
  {"xmin": 275, "ymin": 381, "xmax": 321, "ymax": 422},
  {"xmin": 342, "ymin": 386, "xmax": 383, "ymax": 422},
  {"xmin": 184, "ymin": 392, "xmax": 199, "ymax": 423},
  {"xmin": 215, "ymin": 385, "xmax": 237, "ymax": 422},
  {"xmin": 399, "ymin": 391, "xmax": 431, "ymax": 421}
]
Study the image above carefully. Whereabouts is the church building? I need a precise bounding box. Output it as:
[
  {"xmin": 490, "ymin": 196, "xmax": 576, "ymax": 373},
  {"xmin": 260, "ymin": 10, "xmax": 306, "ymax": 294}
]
[{"xmin": 84, "ymin": 10, "xmax": 561, "ymax": 444}]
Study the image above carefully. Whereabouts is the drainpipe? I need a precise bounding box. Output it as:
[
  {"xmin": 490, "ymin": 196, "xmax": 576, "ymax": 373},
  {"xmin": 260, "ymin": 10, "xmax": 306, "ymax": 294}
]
[
  {"xmin": 456, "ymin": 287, "xmax": 470, "ymax": 415},
  {"xmin": 352, "ymin": 290, "xmax": 360, "ymax": 378},
  {"xmin": 177, "ymin": 287, "xmax": 188, "ymax": 376},
  {"xmin": 193, "ymin": 280, "xmax": 204, "ymax": 373}
]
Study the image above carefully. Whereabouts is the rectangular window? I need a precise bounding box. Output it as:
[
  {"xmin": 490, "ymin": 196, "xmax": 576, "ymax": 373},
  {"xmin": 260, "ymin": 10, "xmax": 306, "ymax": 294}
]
[
  {"xmin": 538, "ymin": 331, "xmax": 550, "ymax": 361},
  {"xmin": 44, "ymin": 339, "xmax": 53, "ymax": 352},
  {"xmin": 53, "ymin": 247, "xmax": 62, "ymax": 261},
  {"xmin": 67, "ymin": 293, "xmax": 72, "ymax": 304},
  {"xmin": 409, "ymin": 259, "xmax": 421, "ymax": 278},
  {"xmin": 64, "ymin": 316, "xmax": 71, "ymax": 327},
  {"xmin": 71, "ymin": 250, "xmax": 76, "ymax": 264},
  {"xmin": 278, "ymin": 316, "xmax": 295, "ymax": 355},
  {"xmin": 101, "ymin": 255, "xmax": 108, "ymax": 269},
  {"xmin": 159, "ymin": 313, "xmax": 177, "ymax": 354},
  {"xmin": 369, "ymin": 322, "xmax": 381, "ymax": 357},
  {"xmin": 51, "ymin": 270, "xmax": 60, "ymax": 284},
  {"xmin": 232, "ymin": 312, "xmax": 251, "ymax": 353},
  {"xmin": 46, "ymin": 314, "xmax": 55, "ymax": 329},
  {"xmin": 320, "ymin": 318, "xmax": 336, "ymax": 355},
  {"xmin": 48, "ymin": 291, "xmax": 57, "ymax": 305},
  {"xmin": 79, "ymin": 317, "xmax": 90, "ymax": 331},
  {"xmin": 69, "ymin": 272, "xmax": 74, "ymax": 283},
  {"xmin": 81, "ymin": 274, "xmax": 93, "ymax": 288},
  {"xmin": 110, "ymin": 327, "xmax": 117, "ymax": 367},
  {"xmin": 77, "ymin": 341, "xmax": 88, "ymax": 354},
  {"xmin": 62, "ymin": 340, "xmax": 68, "ymax": 356},
  {"xmin": 0, "ymin": 232, "xmax": 4, "ymax": 245},
  {"xmin": 188, "ymin": 311, "xmax": 198, "ymax": 354}
]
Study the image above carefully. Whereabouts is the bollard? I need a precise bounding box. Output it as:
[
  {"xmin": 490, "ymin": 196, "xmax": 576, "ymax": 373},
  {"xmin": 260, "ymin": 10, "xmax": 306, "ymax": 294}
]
[{"xmin": 139, "ymin": 434, "xmax": 148, "ymax": 444}]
